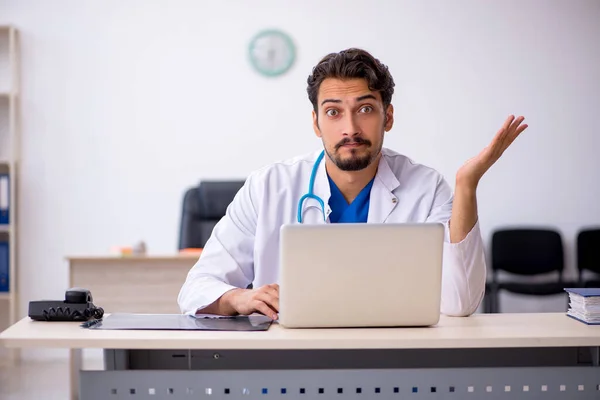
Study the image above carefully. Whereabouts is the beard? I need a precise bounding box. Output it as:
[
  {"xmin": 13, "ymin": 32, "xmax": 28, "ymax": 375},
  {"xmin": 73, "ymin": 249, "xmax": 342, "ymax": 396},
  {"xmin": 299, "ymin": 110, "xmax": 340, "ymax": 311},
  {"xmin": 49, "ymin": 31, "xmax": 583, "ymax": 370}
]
[{"xmin": 326, "ymin": 136, "xmax": 382, "ymax": 171}]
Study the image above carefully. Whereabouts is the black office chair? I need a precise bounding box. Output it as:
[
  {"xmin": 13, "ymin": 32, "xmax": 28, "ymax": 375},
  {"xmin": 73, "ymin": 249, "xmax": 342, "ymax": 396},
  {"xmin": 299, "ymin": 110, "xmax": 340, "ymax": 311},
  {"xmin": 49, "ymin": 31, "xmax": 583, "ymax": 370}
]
[
  {"xmin": 178, "ymin": 180, "xmax": 245, "ymax": 250},
  {"xmin": 576, "ymin": 228, "xmax": 600, "ymax": 288},
  {"xmin": 488, "ymin": 228, "xmax": 567, "ymax": 313}
]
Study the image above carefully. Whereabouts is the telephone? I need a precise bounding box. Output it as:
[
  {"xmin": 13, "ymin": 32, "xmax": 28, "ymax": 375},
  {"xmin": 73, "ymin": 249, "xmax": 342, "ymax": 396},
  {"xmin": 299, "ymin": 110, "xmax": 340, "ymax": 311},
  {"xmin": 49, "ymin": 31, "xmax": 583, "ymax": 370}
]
[{"xmin": 28, "ymin": 287, "xmax": 104, "ymax": 321}]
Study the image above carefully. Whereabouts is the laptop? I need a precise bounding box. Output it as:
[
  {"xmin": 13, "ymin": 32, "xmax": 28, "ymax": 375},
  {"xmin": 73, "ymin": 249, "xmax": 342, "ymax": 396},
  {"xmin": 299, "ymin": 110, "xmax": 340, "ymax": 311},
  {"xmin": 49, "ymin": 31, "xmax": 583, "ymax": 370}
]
[{"xmin": 278, "ymin": 223, "xmax": 445, "ymax": 328}]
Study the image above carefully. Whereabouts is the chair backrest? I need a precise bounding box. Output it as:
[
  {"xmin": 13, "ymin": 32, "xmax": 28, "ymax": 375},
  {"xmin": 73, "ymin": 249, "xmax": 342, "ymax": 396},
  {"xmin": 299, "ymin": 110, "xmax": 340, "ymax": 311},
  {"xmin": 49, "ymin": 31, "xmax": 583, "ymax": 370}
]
[
  {"xmin": 178, "ymin": 180, "xmax": 245, "ymax": 249},
  {"xmin": 577, "ymin": 228, "xmax": 600, "ymax": 275},
  {"xmin": 491, "ymin": 228, "xmax": 564, "ymax": 276}
]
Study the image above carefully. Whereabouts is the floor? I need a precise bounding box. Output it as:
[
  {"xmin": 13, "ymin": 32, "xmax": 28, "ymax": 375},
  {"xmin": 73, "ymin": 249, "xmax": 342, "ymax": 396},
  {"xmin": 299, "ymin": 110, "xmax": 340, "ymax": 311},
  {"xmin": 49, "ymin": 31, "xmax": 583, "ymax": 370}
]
[
  {"xmin": 0, "ymin": 355, "xmax": 103, "ymax": 400},
  {"xmin": 0, "ymin": 358, "xmax": 70, "ymax": 400}
]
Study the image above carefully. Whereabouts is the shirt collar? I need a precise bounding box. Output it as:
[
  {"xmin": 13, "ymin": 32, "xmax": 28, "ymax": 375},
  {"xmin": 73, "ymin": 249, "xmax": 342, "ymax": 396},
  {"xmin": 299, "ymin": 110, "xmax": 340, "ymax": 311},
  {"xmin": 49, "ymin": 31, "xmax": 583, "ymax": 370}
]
[{"xmin": 309, "ymin": 148, "xmax": 401, "ymax": 219}]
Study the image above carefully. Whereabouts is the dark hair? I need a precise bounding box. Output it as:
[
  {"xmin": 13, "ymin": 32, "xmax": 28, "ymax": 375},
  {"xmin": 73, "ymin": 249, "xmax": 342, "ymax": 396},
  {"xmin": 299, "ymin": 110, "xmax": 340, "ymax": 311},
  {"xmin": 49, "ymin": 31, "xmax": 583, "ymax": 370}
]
[{"xmin": 307, "ymin": 48, "xmax": 395, "ymax": 113}]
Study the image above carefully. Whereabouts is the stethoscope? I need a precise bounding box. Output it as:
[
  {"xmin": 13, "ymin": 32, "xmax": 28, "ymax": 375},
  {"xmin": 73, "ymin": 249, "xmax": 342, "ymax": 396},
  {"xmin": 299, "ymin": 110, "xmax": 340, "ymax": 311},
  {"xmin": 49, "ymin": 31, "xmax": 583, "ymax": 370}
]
[{"xmin": 297, "ymin": 150, "xmax": 327, "ymax": 223}]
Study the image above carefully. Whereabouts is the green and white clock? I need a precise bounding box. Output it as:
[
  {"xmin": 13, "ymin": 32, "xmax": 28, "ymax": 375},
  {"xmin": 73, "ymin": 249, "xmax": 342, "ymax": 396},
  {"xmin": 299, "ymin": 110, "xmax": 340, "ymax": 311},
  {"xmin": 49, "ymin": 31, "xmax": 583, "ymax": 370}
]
[{"xmin": 248, "ymin": 29, "xmax": 296, "ymax": 77}]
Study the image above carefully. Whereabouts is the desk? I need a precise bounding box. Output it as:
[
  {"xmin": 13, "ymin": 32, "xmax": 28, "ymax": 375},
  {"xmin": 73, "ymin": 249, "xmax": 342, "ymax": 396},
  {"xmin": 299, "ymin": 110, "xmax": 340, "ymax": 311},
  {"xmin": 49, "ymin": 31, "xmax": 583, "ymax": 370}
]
[
  {"xmin": 67, "ymin": 255, "xmax": 199, "ymax": 314},
  {"xmin": 1, "ymin": 313, "xmax": 599, "ymax": 399}
]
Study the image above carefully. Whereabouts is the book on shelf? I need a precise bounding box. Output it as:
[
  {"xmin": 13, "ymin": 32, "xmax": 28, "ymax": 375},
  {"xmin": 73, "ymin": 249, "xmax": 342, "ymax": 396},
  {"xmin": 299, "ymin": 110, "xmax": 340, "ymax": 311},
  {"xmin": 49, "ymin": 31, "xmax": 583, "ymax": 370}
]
[
  {"xmin": 0, "ymin": 239, "xmax": 8, "ymax": 292},
  {"xmin": 0, "ymin": 174, "xmax": 8, "ymax": 225}
]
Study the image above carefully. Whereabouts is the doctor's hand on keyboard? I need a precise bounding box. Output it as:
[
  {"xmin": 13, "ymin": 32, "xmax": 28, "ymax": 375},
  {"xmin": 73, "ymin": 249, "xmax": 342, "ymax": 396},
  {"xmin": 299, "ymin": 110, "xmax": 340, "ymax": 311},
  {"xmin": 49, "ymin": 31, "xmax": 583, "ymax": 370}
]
[{"xmin": 220, "ymin": 284, "xmax": 280, "ymax": 320}]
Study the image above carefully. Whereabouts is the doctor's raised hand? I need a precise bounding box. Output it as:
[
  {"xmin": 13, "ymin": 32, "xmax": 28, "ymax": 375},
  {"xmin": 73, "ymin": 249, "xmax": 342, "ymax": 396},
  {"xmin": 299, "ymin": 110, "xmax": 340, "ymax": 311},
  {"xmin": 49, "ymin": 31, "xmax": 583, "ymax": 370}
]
[
  {"xmin": 449, "ymin": 115, "xmax": 528, "ymax": 243},
  {"xmin": 457, "ymin": 115, "xmax": 528, "ymax": 188}
]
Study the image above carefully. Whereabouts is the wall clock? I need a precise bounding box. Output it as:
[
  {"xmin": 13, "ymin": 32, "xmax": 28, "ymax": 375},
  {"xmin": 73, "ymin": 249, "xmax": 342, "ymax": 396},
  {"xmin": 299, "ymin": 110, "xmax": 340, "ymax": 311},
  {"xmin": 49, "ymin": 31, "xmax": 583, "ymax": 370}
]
[{"xmin": 248, "ymin": 29, "xmax": 296, "ymax": 77}]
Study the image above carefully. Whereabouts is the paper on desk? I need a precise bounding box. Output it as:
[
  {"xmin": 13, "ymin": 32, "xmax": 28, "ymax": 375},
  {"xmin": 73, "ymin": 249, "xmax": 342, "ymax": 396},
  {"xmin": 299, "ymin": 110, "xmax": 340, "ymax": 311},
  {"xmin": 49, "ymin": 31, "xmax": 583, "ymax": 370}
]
[
  {"xmin": 193, "ymin": 313, "xmax": 236, "ymax": 319},
  {"xmin": 81, "ymin": 313, "xmax": 273, "ymax": 331}
]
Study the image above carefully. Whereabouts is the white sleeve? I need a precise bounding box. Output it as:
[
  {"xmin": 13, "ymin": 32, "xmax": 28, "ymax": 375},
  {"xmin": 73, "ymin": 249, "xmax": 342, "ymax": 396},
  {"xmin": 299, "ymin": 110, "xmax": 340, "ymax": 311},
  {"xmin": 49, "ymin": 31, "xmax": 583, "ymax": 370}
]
[
  {"xmin": 426, "ymin": 175, "xmax": 487, "ymax": 317},
  {"xmin": 177, "ymin": 174, "xmax": 258, "ymax": 315}
]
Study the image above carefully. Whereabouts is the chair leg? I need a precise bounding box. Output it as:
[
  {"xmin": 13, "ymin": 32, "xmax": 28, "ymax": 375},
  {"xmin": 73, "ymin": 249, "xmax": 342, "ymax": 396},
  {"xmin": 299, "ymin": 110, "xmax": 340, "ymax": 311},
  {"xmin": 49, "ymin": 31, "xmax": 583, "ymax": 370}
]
[
  {"xmin": 492, "ymin": 287, "xmax": 500, "ymax": 313},
  {"xmin": 483, "ymin": 291, "xmax": 490, "ymax": 313},
  {"xmin": 484, "ymin": 285, "xmax": 498, "ymax": 313},
  {"xmin": 483, "ymin": 285, "xmax": 492, "ymax": 313}
]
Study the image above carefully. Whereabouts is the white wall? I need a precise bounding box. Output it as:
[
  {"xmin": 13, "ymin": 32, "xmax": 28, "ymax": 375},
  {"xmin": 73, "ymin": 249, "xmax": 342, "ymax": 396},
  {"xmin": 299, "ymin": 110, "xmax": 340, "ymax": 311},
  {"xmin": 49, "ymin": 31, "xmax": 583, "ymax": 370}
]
[{"xmin": 1, "ymin": 0, "xmax": 599, "ymax": 357}]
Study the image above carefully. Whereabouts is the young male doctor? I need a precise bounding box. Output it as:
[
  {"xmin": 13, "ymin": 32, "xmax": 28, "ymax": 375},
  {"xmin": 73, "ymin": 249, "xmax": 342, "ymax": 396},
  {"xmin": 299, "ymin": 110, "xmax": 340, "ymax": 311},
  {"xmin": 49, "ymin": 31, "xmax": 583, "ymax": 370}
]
[{"xmin": 178, "ymin": 48, "xmax": 527, "ymax": 319}]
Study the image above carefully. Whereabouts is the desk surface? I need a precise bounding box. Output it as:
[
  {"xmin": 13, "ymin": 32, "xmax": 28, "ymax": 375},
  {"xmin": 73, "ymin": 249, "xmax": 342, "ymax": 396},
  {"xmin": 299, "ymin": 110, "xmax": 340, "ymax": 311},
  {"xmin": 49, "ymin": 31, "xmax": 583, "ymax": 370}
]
[
  {"xmin": 66, "ymin": 254, "xmax": 200, "ymax": 262},
  {"xmin": 1, "ymin": 313, "xmax": 599, "ymax": 350}
]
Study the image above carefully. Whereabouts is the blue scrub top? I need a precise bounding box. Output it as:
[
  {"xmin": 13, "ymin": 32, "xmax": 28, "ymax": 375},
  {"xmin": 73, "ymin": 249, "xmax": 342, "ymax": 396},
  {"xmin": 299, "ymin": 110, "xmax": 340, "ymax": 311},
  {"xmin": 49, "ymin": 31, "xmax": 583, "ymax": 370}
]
[{"xmin": 327, "ymin": 175, "xmax": 375, "ymax": 223}]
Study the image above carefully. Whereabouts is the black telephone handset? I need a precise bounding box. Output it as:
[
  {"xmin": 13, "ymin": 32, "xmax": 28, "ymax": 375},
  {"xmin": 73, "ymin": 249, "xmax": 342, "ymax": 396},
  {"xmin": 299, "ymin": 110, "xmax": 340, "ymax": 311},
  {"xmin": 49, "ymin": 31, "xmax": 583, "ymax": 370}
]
[
  {"xmin": 28, "ymin": 287, "xmax": 104, "ymax": 321},
  {"xmin": 64, "ymin": 287, "xmax": 98, "ymax": 307}
]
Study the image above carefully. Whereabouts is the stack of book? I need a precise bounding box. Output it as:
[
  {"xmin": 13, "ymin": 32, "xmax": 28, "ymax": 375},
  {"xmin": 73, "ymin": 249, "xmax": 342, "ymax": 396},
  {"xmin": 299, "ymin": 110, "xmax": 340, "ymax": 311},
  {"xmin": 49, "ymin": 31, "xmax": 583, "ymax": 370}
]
[{"xmin": 565, "ymin": 288, "xmax": 600, "ymax": 325}]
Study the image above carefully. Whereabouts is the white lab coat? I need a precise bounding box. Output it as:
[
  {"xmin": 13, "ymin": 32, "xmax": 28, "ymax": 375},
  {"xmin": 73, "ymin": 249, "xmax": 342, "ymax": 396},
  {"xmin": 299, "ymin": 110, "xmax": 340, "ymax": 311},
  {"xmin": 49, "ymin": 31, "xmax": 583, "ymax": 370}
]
[{"xmin": 178, "ymin": 147, "xmax": 487, "ymax": 317}]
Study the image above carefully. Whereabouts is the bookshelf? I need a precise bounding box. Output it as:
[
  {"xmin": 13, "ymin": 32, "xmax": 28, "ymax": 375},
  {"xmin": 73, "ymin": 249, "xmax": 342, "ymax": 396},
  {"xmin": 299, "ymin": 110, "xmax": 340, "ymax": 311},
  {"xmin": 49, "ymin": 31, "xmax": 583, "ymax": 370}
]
[{"xmin": 0, "ymin": 25, "xmax": 20, "ymax": 364}]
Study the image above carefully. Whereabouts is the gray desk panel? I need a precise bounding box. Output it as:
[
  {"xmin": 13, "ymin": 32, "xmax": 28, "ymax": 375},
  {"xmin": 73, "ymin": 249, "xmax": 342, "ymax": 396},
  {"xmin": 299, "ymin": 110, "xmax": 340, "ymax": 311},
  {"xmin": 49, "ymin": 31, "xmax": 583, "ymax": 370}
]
[{"xmin": 80, "ymin": 367, "xmax": 600, "ymax": 400}]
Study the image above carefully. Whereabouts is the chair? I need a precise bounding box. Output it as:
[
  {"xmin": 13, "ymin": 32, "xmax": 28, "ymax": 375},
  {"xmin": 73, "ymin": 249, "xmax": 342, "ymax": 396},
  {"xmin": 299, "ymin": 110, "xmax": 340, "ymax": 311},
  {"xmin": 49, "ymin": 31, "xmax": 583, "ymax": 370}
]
[
  {"xmin": 178, "ymin": 180, "xmax": 245, "ymax": 250},
  {"xmin": 576, "ymin": 228, "xmax": 600, "ymax": 288},
  {"xmin": 488, "ymin": 228, "xmax": 566, "ymax": 313}
]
